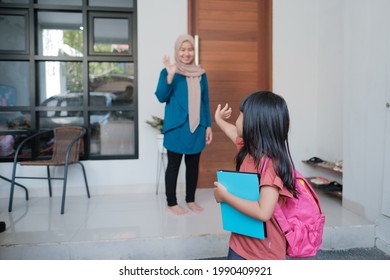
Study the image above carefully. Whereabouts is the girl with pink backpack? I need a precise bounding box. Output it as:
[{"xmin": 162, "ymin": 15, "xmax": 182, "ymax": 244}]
[{"xmin": 214, "ymin": 91, "xmax": 324, "ymax": 260}]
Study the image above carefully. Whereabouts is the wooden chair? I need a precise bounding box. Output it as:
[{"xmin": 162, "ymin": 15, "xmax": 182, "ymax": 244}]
[{"xmin": 8, "ymin": 126, "xmax": 90, "ymax": 215}]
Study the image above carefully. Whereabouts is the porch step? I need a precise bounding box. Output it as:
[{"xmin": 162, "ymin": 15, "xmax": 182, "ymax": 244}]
[{"xmin": 0, "ymin": 189, "xmax": 376, "ymax": 259}]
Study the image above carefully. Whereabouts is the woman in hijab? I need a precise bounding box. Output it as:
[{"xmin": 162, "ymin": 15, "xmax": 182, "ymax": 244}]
[{"xmin": 155, "ymin": 34, "xmax": 213, "ymax": 215}]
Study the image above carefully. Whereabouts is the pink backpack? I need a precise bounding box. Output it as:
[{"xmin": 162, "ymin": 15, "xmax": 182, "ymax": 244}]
[{"xmin": 262, "ymin": 159, "xmax": 326, "ymax": 258}]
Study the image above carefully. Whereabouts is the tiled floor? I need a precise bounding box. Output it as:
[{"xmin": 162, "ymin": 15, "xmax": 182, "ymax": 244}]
[{"xmin": 0, "ymin": 187, "xmax": 376, "ymax": 260}]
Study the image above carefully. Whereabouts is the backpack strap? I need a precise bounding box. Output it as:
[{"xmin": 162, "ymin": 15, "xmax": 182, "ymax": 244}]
[
  {"xmin": 258, "ymin": 157, "xmax": 292, "ymax": 233},
  {"xmin": 273, "ymin": 203, "xmax": 292, "ymax": 234},
  {"xmin": 295, "ymin": 172, "xmax": 323, "ymax": 214}
]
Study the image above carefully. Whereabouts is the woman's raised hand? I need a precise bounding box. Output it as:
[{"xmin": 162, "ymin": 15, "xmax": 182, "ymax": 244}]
[{"xmin": 163, "ymin": 55, "xmax": 176, "ymax": 76}]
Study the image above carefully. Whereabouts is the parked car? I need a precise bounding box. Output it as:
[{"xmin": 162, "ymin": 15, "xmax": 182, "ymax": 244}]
[{"xmin": 39, "ymin": 92, "xmax": 115, "ymax": 128}]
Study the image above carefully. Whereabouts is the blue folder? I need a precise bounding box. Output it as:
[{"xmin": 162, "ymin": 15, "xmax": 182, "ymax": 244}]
[{"xmin": 216, "ymin": 170, "xmax": 267, "ymax": 239}]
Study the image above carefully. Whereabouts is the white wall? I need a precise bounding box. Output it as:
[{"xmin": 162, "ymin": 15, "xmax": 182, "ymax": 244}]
[
  {"xmin": 317, "ymin": 0, "xmax": 344, "ymax": 162},
  {"xmin": 273, "ymin": 0, "xmax": 390, "ymax": 254},
  {"xmin": 342, "ymin": 0, "xmax": 388, "ymax": 216},
  {"xmin": 342, "ymin": 0, "xmax": 390, "ymax": 254},
  {"xmin": 273, "ymin": 0, "xmax": 344, "ymax": 183},
  {"xmin": 273, "ymin": 0, "xmax": 319, "ymax": 172}
]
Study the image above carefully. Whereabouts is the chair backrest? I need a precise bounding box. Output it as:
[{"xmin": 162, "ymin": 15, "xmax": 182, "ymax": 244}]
[{"xmin": 52, "ymin": 126, "xmax": 85, "ymax": 164}]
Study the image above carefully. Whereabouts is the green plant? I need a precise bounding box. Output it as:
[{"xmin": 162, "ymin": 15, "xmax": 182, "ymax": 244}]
[{"xmin": 146, "ymin": 115, "xmax": 164, "ymax": 133}]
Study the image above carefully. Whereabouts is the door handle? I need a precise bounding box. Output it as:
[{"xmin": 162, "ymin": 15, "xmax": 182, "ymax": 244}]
[{"xmin": 195, "ymin": 35, "xmax": 199, "ymax": 65}]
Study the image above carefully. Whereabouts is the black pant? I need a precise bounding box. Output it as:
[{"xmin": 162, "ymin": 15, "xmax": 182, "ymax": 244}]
[{"xmin": 165, "ymin": 150, "xmax": 201, "ymax": 207}]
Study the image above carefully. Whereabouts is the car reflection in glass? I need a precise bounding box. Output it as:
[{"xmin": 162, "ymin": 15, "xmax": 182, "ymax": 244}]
[{"xmin": 40, "ymin": 92, "xmax": 115, "ymax": 128}]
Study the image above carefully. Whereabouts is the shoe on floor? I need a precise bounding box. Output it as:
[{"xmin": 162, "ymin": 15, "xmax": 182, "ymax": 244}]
[
  {"xmin": 307, "ymin": 157, "xmax": 324, "ymax": 164},
  {"xmin": 318, "ymin": 181, "xmax": 342, "ymax": 192},
  {"xmin": 0, "ymin": 221, "xmax": 5, "ymax": 233}
]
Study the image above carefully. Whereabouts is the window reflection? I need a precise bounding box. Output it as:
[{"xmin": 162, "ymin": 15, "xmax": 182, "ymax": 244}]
[
  {"xmin": 0, "ymin": 14, "xmax": 27, "ymax": 52},
  {"xmin": 37, "ymin": 0, "xmax": 82, "ymax": 5},
  {"xmin": 0, "ymin": 85, "xmax": 16, "ymax": 107},
  {"xmin": 90, "ymin": 111, "xmax": 134, "ymax": 155},
  {"xmin": 38, "ymin": 62, "xmax": 83, "ymax": 104},
  {"xmin": 0, "ymin": 134, "xmax": 15, "ymax": 157},
  {"xmin": 89, "ymin": 0, "xmax": 133, "ymax": 8},
  {"xmin": 0, "ymin": 62, "xmax": 30, "ymax": 106},
  {"xmin": 89, "ymin": 62, "xmax": 134, "ymax": 106},
  {"xmin": 93, "ymin": 18, "xmax": 130, "ymax": 54},
  {"xmin": 0, "ymin": 111, "xmax": 31, "ymax": 131},
  {"xmin": 40, "ymin": 110, "xmax": 84, "ymax": 129},
  {"xmin": 0, "ymin": 0, "xmax": 28, "ymax": 3},
  {"xmin": 1, "ymin": 1, "xmax": 137, "ymax": 158},
  {"xmin": 37, "ymin": 12, "xmax": 83, "ymax": 57},
  {"xmin": 0, "ymin": 131, "xmax": 46, "ymax": 160}
]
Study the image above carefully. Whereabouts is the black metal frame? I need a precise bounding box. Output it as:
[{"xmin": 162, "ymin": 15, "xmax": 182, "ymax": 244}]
[
  {"xmin": 8, "ymin": 127, "xmax": 90, "ymax": 215},
  {"xmin": 0, "ymin": 175, "xmax": 29, "ymax": 201},
  {"xmin": 0, "ymin": 0, "xmax": 138, "ymax": 161}
]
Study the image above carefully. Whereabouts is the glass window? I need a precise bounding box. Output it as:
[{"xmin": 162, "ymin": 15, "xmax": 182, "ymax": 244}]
[
  {"xmin": 0, "ymin": 111, "xmax": 31, "ymax": 131},
  {"xmin": 0, "ymin": 134, "xmax": 16, "ymax": 158},
  {"xmin": 0, "ymin": 85, "xmax": 16, "ymax": 107},
  {"xmin": 92, "ymin": 17, "xmax": 131, "ymax": 55},
  {"xmin": 0, "ymin": 0, "xmax": 28, "ymax": 4},
  {"xmin": 90, "ymin": 111, "xmax": 135, "ymax": 156},
  {"xmin": 40, "ymin": 110, "xmax": 83, "ymax": 129},
  {"xmin": 0, "ymin": 61, "xmax": 30, "ymax": 106},
  {"xmin": 37, "ymin": 12, "xmax": 83, "ymax": 57},
  {"xmin": 89, "ymin": 0, "xmax": 133, "ymax": 8},
  {"xmin": 1, "ymin": 1, "xmax": 137, "ymax": 159},
  {"xmin": 37, "ymin": 0, "xmax": 82, "ymax": 5},
  {"xmin": 0, "ymin": 13, "xmax": 27, "ymax": 53},
  {"xmin": 2, "ymin": 129, "xmax": 56, "ymax": 161},
  {"xmin": 38, "ymin": 61, "xmax": 84, "ymax": 104},
  {"xmin": 89, "ymin": 62, "xmax": 134, "ymax": 106}
]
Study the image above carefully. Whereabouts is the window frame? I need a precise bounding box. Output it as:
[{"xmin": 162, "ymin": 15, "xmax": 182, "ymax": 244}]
[
  {"xmin": 88, "ymin": 12, "xmax": 133, "ymax": 57},
  {"xmin": 0, "ymin": 0, "xmax": 138, "ymax": 162},
  {"xmin": 0, "ymin": 9, "xmax": 29, "ymax": 54}
]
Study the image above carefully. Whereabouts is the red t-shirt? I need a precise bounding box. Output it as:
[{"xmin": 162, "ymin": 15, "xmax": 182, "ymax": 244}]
[{"xmin": 229, "ymin": 137, "xmax": 293, "ymax": 260}]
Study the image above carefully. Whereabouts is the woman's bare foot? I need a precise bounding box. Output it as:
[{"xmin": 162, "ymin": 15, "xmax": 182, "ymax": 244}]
[
  {"xmin": 167, "ymin": 205, "xmax": 190, "ymax": 216},
  {"xmin": 187, "ymin": 202, "xmax": 204, "ymax": 213}
]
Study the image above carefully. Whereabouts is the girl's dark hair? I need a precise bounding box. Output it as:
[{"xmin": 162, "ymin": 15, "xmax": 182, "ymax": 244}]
[{"xmin": 236, "ymin": 91, "xmax": 297, "ymax": 197}]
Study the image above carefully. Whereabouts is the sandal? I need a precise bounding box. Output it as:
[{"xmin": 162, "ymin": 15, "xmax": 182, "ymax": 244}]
[
  {"xmin": 318, "ymin": 181, "xmax": 342, "ymax": 192},
  {"xmin": 307, "ymin": 156, "xmax": 324, "ymax": 164}
]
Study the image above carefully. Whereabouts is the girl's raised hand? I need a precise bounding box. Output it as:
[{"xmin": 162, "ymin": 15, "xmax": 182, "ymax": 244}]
[
  {"xmin": 215, "ymin": 103, "xmax": 232, "ymax": 122},
  {"xmin": 214, "ymin": 103, "xmax": 237, "ymax": 143}
]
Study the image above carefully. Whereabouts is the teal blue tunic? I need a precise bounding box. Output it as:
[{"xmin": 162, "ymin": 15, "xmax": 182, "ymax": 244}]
[{"xmin": 155, "ymin": 69, "xmax": 212, "ymax": 154}]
